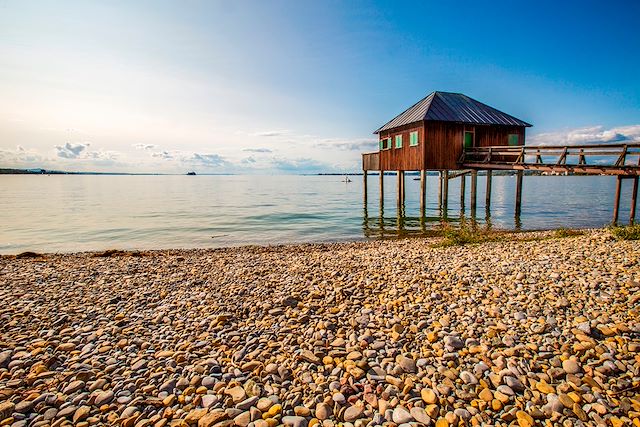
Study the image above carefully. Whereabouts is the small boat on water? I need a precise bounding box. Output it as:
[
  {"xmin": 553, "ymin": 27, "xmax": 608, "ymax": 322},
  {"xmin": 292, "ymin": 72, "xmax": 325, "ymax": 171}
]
[
  {"xmin": 342, "ymin": 176, "xmax": 352, "ymax": 183},
  {"xmin": 186, "ymin": 171, "xmax": 196, "ymax": 176}
]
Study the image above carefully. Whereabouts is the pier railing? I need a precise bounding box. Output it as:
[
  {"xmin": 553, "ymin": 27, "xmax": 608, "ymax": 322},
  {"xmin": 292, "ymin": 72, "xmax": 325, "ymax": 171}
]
[
  {"xmin": 362, "ymin": 152, "xmax": 380, "ymax": 171},
  {"xmin": 461, "ymin": 143, "xmax": 640, "ymax": 175}
]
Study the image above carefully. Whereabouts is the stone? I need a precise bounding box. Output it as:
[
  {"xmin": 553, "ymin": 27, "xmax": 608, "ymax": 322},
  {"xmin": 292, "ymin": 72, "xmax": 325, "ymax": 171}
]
[
  {"xmin": 421, "ymin": 388, "xmax": 438, "ymax": 404},
  {"xmin": 396, "ymin": 355, "xmax": 416, "ymax": 373},
  {"xmin": 199, "ymin": 412, "xmax": 228, "ymax": 427},
  {"xmin": 392, "ymin": 406, "xmax": 413, "ymax": 424},
  {"xmin": 562, "ymin": 359, "xmax": 581, "ymax": 374},
  {"xmin": 315, "ymin": 402, "xmax": 332, "ymax": 420},
  {"xmin": 343, "ymin": 405, "xmax": 363, "ymax": 422},
  {"xmin": 410, "ymin": 407, "xmax": 431, "ymax": 425},
  {"xmin": 282, "ymin": 415, "xmax": 308, "ymax": 427},
  {"xmin": 0, "ymin": 401, "xmax": 15, "ymax": 419},
  {"xmin": 95, "ymin": 390, "xmax": 114, "ymax": 406}
]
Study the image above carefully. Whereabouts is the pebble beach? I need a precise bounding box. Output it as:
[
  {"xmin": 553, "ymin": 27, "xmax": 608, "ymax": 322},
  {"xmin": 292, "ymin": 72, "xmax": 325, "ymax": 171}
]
[{"xmin": 1, "ymin": 230, "xmax": 639, "ymax": 427}]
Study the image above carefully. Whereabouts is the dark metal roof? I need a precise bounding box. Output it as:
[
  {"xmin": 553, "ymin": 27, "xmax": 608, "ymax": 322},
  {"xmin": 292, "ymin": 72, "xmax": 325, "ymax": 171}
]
[{"xmin": 374, "ymin": 91, "xmax": 532, "ymax": 133}]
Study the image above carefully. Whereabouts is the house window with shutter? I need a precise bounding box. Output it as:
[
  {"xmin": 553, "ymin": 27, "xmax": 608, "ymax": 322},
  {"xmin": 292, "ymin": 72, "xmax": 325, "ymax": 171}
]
[
  {"xmin": 508, "ymin": 134, "xmax": 519, "ymax": 146},
  {"xmin": 409, "ymin": 131, "xmax": 419, "ymax": 146}
]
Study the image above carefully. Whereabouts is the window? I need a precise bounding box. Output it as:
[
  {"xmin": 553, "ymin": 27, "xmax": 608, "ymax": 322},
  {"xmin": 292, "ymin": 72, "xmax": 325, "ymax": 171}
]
[
  {"xmin": 508, "ymin": 134, "xmax": 519, "ymax": 146},
  {"xmin": 409, "ymin": 131, "xmax": 419, "ymax": 146},
  {"xmin": 380, "ymin": 137, "xmax": 391, "ymax": 150},
  {"xmin": 395, "ymin": 135, "xmax": 403, "ymax": 148},
  {"xmin": 464, "ymin": 131, "xmax": 474, "ymax": 149}
]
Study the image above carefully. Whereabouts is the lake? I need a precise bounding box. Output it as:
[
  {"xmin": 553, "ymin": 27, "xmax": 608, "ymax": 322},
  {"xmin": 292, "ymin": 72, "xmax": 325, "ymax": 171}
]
[{"xmin": 0, "ymin": 174, "xmax": 631, "ymax": 254}]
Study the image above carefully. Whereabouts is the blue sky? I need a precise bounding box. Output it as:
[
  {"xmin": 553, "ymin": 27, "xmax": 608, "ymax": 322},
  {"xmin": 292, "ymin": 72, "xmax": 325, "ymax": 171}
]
[{"xmin": 1, "ymin": 0, "xmax": 639, "ymax": 173}]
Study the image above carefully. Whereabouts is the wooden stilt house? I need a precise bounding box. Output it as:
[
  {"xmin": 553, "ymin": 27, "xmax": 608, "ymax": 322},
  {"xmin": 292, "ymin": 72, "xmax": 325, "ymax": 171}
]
[{"xmin": 363, "ymin": 91, "xmax": 532, "ymax": 172}]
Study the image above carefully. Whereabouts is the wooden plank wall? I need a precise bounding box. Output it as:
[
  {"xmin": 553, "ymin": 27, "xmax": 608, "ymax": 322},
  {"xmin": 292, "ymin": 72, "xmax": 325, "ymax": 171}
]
[
  {"xmin": 378, "ymin": 123, "xmax": 424, "ymax": 171},
  {"xmin": 424, "ymin": 122, "xmax": 464, "ymax": 170},
  {"xmin": 377, "ymin": 121, "xmax": 527, "ymax": 170}
]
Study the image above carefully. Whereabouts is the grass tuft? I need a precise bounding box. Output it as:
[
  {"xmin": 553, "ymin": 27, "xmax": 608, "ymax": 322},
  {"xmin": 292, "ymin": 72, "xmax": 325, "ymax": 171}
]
[
  {"xmin": 609, "ymin": 224, "xmax": 640, "ymax": 241},
  {"xmin": 554, "ymin": 228, "xmax": 584, "ymax": 238},
  {"xmin": 434, "ymin": 222, "xmax": 498, "ymax": 247}
]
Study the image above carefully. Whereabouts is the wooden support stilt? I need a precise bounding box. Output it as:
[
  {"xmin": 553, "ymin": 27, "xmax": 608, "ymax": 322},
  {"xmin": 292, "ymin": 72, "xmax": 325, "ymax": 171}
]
[
  {"xmin": 420, "ymin": 170, "xmax": 426, "ymax": 216},
  {"xmin": 460, "ymin": 174, "xmax": 466, "ymax": 209},
  {"xmin": 397, "ymin": 171, "xmax": 402, "ymax": 210},
  {"xmin": 631, "ymin": 176, "xmax": 639, "ymax": 224},
  {"xmin": 442, "ymin": 170, "xmax": 449, "ymax": 212},
  {"xmin": 485, "ymin": 170, "xmax": 492, "ymax": 208},
  {"xmin": 470, "ymin": 170, "xmax": 477, "ymax": 212},
  {"xmin": 613, "ymin": 175, "xmax": 622, "ymax": 224},
  {"xmin": 400, "ymin": 171, "xmax": 405, "ymax": 206},
  {"xmin": 363, "ymin": 171, "xmax": 368, "ymax": 206},
  {"xmin": 515, "ymin": 170, "xmax": 523, "ymax": 216},
  {"xmin": 379, "ymin": 171, "xmax": 384, "ymax": 210},
  {"xmin": 438, "ymin": 172, "xmax": 443, "ymax": 208}
]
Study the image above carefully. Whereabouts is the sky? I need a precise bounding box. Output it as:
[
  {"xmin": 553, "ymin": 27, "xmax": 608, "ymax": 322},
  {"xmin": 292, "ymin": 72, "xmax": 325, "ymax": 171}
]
[{"xmin": 1, "ymin": 0, "xmax": 639, "ymax": 174}]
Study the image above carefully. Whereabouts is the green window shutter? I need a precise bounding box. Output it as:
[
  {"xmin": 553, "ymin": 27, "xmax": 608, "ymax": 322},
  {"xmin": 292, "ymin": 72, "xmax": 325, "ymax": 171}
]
[
  {"xmin": 410, "ymin": 131, "xmax": 418, "ymax": 146},
  {"xmin": 508, "ymin": 134, "xmax": 519, "ymax": 146},
  {"xmin": 464, "ymin": 132, "xmax": 474, "ymax": 149},
  {"xmin": 379, "ymin": 139, "xmax": 384, "ymax": 150},
  {"xmin": 395, "ymin": 135, "xmax": 402, "ymax": 148}
]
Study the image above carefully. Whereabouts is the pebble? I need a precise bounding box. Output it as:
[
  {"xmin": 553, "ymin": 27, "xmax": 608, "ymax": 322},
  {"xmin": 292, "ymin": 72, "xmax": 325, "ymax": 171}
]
[{"xmin": 0, "ymin": 229, "xmax": 637, "ymax": 427}]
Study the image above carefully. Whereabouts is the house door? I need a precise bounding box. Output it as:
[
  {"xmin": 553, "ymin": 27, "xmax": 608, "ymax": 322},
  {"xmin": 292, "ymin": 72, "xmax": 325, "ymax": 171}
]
[{"xmin": 464, "ymin": 131, "xmax": 475, "ymax": 149}]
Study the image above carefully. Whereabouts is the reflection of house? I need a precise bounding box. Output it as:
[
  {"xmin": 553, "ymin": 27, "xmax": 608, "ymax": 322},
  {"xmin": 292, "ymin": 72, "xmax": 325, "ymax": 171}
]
[{"xmin": 363, "ymin": 91, "xmax": 532, "ymax": 172}]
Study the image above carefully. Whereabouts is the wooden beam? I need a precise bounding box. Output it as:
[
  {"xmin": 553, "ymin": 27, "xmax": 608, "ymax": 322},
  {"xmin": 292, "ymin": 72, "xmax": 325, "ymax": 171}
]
[
  {"xmin": 613, "ymin": 175, "xmax": 622, "ymax": 224},
  {"xmin": 470, "ymin": 170, "xmax": 477, "ymax": 212},
  {"xmin": 515, "ymin": 170, "xmax": 523, "ymax": 216},
  {"xmin": 485, "ymin": 170, "xmax": 492, "ymax": 208},
  {"xmin": 420, "ymin": 170, "xmax": 426, "ymax": 217},
  {"xmin": 631, "ymin": 176, "xmax": 639, "ymax": 224},
  {"xmin": 461, "ymin": 162, "xmax": 640, "ymax": 176}
]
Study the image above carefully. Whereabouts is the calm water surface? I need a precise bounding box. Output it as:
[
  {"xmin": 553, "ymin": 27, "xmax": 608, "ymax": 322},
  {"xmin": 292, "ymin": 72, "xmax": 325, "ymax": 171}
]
[{"xmin": 0, "ymin": 174, "xmax": 631, "ymax": 254}]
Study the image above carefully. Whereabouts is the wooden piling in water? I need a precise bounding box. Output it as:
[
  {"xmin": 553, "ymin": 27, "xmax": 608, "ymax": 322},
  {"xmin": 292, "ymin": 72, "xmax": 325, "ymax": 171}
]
[
  {"xmin": 363, "ymin": 171, "xmax": 368, "ymax": 206},
  {"xmin": 613, "ymin": 175, "xmax": 622, "ymax": 224},
  {"xmin": 515, "ymin": 170, "xmax": 523, "ymax": 216},
  {"xmin": 420, "ymin": 170, "xmax": 426, "ymax": 216},
  {"xmin": 460, "ymin": 174, "xmax": 465, "ymax": 209},
  {"xmin": 631, "ymin": 176, "xmax": 639, "ymax": 224},
  {"xmin": 470, "ymin": 171, "xmax": 477, "ymax": 212},
  {"xmin": 438, "ymin": 172, "xmax": 443, "ymax": 208},
  {"xmin": 485, "ymin": 170, "xmax": 492, "ymax": 208},
  {"xmin": 379, "ymin": 171, "xmax": 384, "ymax": 210},
  {"xmin": 442, "ymin": 170, "xmax": 449, "ymax": 212}
]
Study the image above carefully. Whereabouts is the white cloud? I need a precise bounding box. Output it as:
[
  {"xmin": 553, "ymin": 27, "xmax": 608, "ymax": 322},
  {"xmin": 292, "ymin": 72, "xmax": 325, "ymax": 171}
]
[
  {"xmin": 134, "ymin": 143, "xmax": 158, "ymax": 150},
  {"xmin": 55, "ymin": 142, "xmax": 90, "ymax": 159},
  {"xmin": 251, "ymin": 130, "xmax": 290, "ymax": 137},
  {"xmin": 243, "ymin": 148, "xmax": 273, "ymax": 153},
  {"xmin": 529, "ymin": 124, "xmax": 640, "ymax": 146}
]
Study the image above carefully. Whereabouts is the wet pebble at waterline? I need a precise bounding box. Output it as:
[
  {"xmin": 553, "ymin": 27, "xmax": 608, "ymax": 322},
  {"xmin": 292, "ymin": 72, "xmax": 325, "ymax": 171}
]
[{"xmin": 0, "ymin": 229, "xmax": 639, "ymax": 427}]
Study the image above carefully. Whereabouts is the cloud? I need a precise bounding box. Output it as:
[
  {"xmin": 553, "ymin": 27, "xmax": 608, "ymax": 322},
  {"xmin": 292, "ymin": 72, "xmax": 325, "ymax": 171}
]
[
  {"xmin": 251, "ymin": 130, "xmax": 289, "ymax": 137},
  {"xmin": 242, "ymin": 148, "xmax": 273, "ymax": 153},
  {"xmin": 134, "ymin": 143, "xmax": 158, "ymax": 150},
  {"xmin": 55, "ymin": 142, "xmax": 90, "ymax": 159},
  {"xmin": 316, "ymin": 138, "xmax": 378, "ymax": 151},
  {"xmin": 241, "ymin": 156, "xmax": 257, "ymax": 164},
  {"xmin": 529, "ymin": 125, "xmax": 640, "ymax": 146},
  {"xmin": 189, "ymin": 153, "xmax": 229, "ymax": 167},
  {"xmin": 151, "ymin": 150, "xmax": 174, "ymax": 160}
]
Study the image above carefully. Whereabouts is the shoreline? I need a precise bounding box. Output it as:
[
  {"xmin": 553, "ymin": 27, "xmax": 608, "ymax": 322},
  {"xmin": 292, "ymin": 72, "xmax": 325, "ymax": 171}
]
[
  {"xmin": 1, "ymin": 229, "xmax": 639, "ymax": 426},
  {"xmin": 0, "ymin": 227, "xmax": 599, "ymax": 258}
]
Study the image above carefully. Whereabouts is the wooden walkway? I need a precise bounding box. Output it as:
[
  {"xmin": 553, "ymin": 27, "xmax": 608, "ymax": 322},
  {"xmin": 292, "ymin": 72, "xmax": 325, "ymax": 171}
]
[{"xmin": 460, "ymin": 143, "xmax": 640, "ymax": 176}]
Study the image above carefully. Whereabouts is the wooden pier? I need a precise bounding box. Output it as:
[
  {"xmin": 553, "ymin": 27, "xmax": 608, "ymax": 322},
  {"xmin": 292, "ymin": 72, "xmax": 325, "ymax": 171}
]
[
  {"xmin": 363, "ymin": 90, "xmax": 640, "ymax": 226},
  {"xmin": 363, "ymin": 142, "xmax": 640, "ymax": 225}
]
